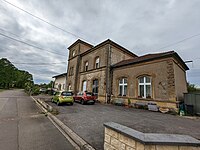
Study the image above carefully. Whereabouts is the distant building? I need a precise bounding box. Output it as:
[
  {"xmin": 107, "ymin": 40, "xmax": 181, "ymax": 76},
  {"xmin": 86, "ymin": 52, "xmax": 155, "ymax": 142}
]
[
  {"xmin": 52, "ymin": 73, "xmax": 67, "ymax": 91},
  {"xmin": 65, "ymin": 39, "xmax": 188, "ymax": 109}
]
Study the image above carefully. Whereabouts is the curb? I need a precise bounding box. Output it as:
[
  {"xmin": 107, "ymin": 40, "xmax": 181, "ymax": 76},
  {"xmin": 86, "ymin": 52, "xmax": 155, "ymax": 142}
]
[{"xmin": 31, "ymin": 96, "xmax": 95, "ymax": 150}]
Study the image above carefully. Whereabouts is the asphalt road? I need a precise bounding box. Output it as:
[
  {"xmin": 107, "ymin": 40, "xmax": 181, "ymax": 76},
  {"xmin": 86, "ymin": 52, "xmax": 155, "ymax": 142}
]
[
  {"xmin": 0, "ymin": 89, "xmax": 75, "ymax": 150},
  {"xmin": 45, "ymin": 99, "xmax": 200, "ymax": 150}
]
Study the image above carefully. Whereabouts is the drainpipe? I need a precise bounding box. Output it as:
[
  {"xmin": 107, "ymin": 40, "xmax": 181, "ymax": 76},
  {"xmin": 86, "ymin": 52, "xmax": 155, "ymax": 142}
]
[{"xmin": 106, "ymin": 43, "xmax": 111, "ymax": 103}]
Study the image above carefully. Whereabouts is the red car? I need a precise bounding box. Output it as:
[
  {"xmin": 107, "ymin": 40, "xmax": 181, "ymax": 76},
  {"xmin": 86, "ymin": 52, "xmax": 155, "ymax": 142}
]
[{"xmin": 73, "ymin": 91, "xmax": 96, "ymax": 105}]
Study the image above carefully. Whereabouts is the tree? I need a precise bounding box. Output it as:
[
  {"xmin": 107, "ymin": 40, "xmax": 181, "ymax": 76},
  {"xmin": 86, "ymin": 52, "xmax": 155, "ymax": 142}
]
[
  {"xmin": 187, "ymin": 82, "xmax": 200, "ymax": 93},
  {"xmin": 0, "ymin": 58, "xmax": 34, "ymax": 89}
]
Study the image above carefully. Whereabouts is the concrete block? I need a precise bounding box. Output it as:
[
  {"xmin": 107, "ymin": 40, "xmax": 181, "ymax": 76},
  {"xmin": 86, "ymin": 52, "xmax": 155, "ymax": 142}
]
[
  {"xmin": 136, "ymin": 142, "xmax": 144, "ymax": 150},
  {"xmin": 105, "ymin": 128, "xmax": 118, "ymax": 139},
  {"xmin": 111, "ymin": 137, "xmax": 119, "ymax": 148},
  {"xmin": 119, "ymin": 133, "xmax": 136, "ymax": 148},
  {"xmin": 126, "ymin": 145, "xmax": 135, "ymax": 150},
  {"xmin": 156, "ymin": 145, "xmax": 179, "ymax": 150},
  {"xmin": 179, "ymin": 146, "xmax": 200, "ymax": 150},
  {"xmin": 119, "ymin": 142, "xmax": 126, "ymax": 150},
  {"xmin": 104, "ymin": 142, "xmax": 116, "ymax": 150},
  {"xmin": 145, "ymin": 145, "xmax": 156, "ymax": 150},
  {"xmin": 105, "ymin": 134, "xmax": 111, "ymax": 143}
]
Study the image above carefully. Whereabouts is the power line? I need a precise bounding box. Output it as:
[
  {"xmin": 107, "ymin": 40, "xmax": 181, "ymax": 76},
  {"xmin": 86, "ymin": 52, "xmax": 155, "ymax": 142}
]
[
  {"xmin": 12, "ymin": 62, "xmax": 67, "ymax": 66},
  {"xmin": 0, "ymin": 32, "xmax": 66, "ymax": 56},
  {"xmin": 1, "ymin": 0, "xmax": 90, "ymax": 43},
  {"xmin": 156, "ymin": 33, "xmax": 200, "ymax": 50},
  {"xmin": 12, "ymin": 62, "xmax": 66, "ymax": 64}
]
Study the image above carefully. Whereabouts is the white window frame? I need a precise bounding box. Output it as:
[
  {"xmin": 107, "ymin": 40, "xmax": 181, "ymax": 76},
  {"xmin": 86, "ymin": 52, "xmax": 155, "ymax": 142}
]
[
  {"xmin": 82, "ymin": 80, "xmax": 87, "ymax": 92},
  {"xmin": 85, "ymin": 61, "xmax": 88, "ymax": 71},
  {"xmin": 119, "ymin": 78, "xmax": 127, "ymax": 96},
  {"xmin": 138, "ymin": 76, "xmax": 151, "ymax": 98},
  {"xmin": 95, "ymin": 57, "xmax": 100, "ymax": 69}
]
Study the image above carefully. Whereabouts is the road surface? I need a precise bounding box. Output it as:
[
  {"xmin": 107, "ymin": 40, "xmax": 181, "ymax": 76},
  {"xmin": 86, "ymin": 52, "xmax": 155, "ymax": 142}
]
[{"xmin": 0, "ymin": 89, "xmax": 75, "ymax": 150}]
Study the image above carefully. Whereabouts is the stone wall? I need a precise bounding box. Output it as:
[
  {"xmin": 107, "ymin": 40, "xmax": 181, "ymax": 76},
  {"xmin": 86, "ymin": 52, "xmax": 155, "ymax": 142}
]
[{"xmin": 104, "ymin": 122, "xmax": 200, "ymax": 150}]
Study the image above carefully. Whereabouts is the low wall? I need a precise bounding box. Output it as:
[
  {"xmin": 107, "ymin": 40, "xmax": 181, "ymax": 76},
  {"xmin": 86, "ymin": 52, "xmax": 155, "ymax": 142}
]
[
  {"xmin": 104, "ymin": 122, "xmax": 200, "ymax": 150},
  {"xmin": 112, "ymin": 97, "xmax": 178, "ymax": 111}
]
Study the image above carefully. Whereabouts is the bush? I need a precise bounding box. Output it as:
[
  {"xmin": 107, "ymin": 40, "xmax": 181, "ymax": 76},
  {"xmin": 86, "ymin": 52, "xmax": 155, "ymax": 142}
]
[{"xmin": 31, "ymin": 86, "xmax": 40, "ymax": 95}]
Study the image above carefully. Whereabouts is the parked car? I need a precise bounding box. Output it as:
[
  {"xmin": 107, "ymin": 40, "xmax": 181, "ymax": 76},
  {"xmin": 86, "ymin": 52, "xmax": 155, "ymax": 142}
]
[
  {"xmin": 73, "ymin": 91, "xmax": 96, "ymax": 105},
  {"xmin": 52, "ymin": 91, "xmax": 74, "ymax": 106},
  {"xmin": 39, "ymin": 88, "xmax": 47, "ymax": 93}
]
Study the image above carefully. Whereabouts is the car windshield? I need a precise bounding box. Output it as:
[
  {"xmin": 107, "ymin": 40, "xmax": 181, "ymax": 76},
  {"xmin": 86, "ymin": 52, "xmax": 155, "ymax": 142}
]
[
  {"xmin": 61, "ymin": 92, "xmax": 72, "ymax": 96},
  {"xmin": 86, "ymin": 92, "xmax": 93, "ymax": 96}
]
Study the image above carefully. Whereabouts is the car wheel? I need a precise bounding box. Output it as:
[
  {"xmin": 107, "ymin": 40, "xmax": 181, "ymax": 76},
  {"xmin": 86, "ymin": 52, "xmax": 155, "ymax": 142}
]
[
  {"xmin": 81, "ymin": 99, "xmax": 85, "ymax": 105},
  {"xmin": 71, "ymin": 102, "xmax": 74, "ymax": 105},
  {"xmin": 57, "ymin": 101, "xmax": 60, "ymax": 106},
  {"xmin": 92, "ymin": 101, "xmax": 95, "ymax": 105}
]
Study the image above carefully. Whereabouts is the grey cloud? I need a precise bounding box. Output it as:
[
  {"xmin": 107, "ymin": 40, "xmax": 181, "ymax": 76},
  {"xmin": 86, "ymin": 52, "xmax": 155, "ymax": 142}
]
[{"xmin": 0, "ymin": 0, "xmax": 200, "ymax": 85}]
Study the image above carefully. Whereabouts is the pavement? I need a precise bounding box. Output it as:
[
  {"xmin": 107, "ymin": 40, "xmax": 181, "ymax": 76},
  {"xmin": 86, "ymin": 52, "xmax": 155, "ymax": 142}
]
[
  {"xmin": 39, "ymin": 96, "xmax": 200, "ymax": 150},
  {"xmin": 0, "ymin": 89, "xmax": 75, "ymax": 150}
]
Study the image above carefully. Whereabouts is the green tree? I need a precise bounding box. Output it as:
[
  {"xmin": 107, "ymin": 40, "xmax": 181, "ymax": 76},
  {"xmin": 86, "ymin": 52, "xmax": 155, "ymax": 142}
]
[
  {"xmin": 0, "ymin": 58, "xmax": 34, "ymax": 89},
  {"xmin": 187, "ymin": 82, "xmax": 200, "ymax": 93}
]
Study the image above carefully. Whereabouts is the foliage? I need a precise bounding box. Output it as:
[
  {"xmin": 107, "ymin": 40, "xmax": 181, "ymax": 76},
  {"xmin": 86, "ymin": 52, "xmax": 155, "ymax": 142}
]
[
  {"xmin": 31, "ymin": 86, "xmax": 40, "ymax": 95},
  {"xmin": 187, "ymin": 82, "xmax": 200, "ymax": 93},
  {"xmin": 0, "ymin": 58, "xmax": 34, "ymax": 89}
]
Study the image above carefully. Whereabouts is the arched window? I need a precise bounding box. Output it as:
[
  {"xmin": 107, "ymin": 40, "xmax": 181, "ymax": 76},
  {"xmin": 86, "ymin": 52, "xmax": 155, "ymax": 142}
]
[
  {"xmin": 72, "ymin": 50, "xmax": 75, "ymax": 57},
  {"xmin": 82, "ymin": 80, "xmax": 87, "ymax": 92},
  {"xmin": 95, "ymin": 57, "xmax": 100, "ymax": 69},
  {"xmin": 68, "ymin": 84, "xmax": 72, "ymax": 91},
  {"xmin": 138, "ymin": 76, "xmax": 151, "ymax": 98},
  {"xmin": 85, "ymin": 61, "xmax": 88, "ymax": 71},
  {"xmin": 92, "ymin": 79, "xmax": 98, "ymax": 96},
  {"xmin": 119, "ymin": 78, "xmax": 127, "ymax": 96}
]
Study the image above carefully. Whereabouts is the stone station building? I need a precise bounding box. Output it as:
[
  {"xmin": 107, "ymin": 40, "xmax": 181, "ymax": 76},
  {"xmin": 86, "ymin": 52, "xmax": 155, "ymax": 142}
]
[{"xmin": 61, "ymin": 39, "xmax": 188, "ymax": 109}]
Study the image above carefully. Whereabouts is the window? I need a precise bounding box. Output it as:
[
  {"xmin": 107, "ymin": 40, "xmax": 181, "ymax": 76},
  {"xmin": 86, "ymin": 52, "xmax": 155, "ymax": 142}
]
[
  {"xmin": 95, "ymin": 57, "xmax": 100, "ymax": 69},
  {"xmin": 92, "ymin": 79, "xmax": 98, "ymax": 96},
  {"xmin": 72, "ymin": 50, "xmax": 75, "ymax": 57},
  {"xmin": 61, "ymin": 92, "xmax": 73, "ymax": 96},
  {"xmin": 82, "ymin": 80, "xmax": 87, "ymax": 92},
  {"xmin": 85, "ymin": 61, "xmax": 88, "ymax": 71},
  {"xmin": 138, "ymin": 76, "xmax": 151, "ymax": 98},
  {"xmin": 62, "ymin": 84, "xmax": 65, "ymax": 90},
  {"xmin": 68, "ymin": 84, "xmax": 72, "ymax": 91},
  {"xmin": 119, "ymin": 78, "xmax": 127, "ymax": 96},
  {"xmin": 69, "ymin": 67, "xmax": 74, "ymax": 76}
]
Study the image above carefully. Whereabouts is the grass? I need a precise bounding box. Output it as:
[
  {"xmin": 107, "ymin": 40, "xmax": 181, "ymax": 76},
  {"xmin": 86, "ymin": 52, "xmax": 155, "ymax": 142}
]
[{"xmin": 0, "ymin": 89, "xmax": 5, "ymax": 92}]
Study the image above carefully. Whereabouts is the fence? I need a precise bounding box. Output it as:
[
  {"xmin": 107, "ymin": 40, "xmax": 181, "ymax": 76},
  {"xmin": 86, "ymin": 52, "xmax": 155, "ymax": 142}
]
[{"xmin": 184, "ymin": 93, "xmax": 200, "ymax": 115}]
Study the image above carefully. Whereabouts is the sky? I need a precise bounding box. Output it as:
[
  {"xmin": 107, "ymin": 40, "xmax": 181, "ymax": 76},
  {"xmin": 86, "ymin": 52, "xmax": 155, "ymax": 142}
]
[{"xmin": 0, "ymin": 0, "xmax": 200, "ymax": 86}]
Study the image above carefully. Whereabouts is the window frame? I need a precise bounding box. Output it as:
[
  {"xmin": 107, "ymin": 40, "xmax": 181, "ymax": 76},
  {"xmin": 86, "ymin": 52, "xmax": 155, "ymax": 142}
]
[
  {"xmin": 118, "ymin": 78, "xmax": 127, "ymax": 96},
  {"xmin": 138, "ymin": 76, "xmax": 152, "ymax": 99},
  {"xmin": 85, "ymin": 61, "xmax": 88, "ymax": 71},
  {"xmin": 82, "ymin": 80, "xmax": 87, "ymax": 92},
  {"xmin": 95, "ymin": 57, "xmax": 100, "ymax": 69},
  {"xmin": 72, "ymin": 50, "xmax": 75, "ymax": 57}
]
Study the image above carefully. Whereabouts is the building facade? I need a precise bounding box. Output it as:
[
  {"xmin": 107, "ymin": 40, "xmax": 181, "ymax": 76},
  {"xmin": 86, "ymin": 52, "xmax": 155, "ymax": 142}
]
[
  {"xmin": 53, "ymin": 73, "xmax": 67, "ymax": 91},
  {"xmin": 66, "ymin": 39, "xmax": 188, "ymax": 109}
]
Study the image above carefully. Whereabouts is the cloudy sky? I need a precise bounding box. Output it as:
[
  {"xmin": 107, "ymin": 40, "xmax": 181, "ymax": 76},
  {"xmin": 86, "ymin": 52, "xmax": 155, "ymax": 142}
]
[{"xmin": 0, "ymin": 0, "xmax": 200, "ymax": 86}]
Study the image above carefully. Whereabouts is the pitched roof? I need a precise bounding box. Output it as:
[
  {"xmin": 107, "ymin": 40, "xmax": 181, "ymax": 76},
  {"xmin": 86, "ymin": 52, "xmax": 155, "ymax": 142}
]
[
  {"xmin": 52, "ymin": 72, "xmax": 67, "ymax": 78},
  {"xmin": 80, "ymin": 39, "xmax": 137, "ymax": 57},
  {"xmin": 68, "ymin": 39, "xmax": 93, "ymax": 50},
  {"xmin": 112, "ymin": 51, "xmax": 189, "ymax": 70}
]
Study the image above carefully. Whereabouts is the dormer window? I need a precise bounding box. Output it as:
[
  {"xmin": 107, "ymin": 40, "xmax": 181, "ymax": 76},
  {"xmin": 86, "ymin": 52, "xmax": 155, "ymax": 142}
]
[
  {"xmin": 85, "ymin": 61, "xmax": 88, "ymax": 71},
  {"xmin": 72, "ymin": 50, "xmax": 75, "ymax": 57},
  {"xmin": 95, "ymin": 57, "xmax": 100, "ymax": 69}
]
